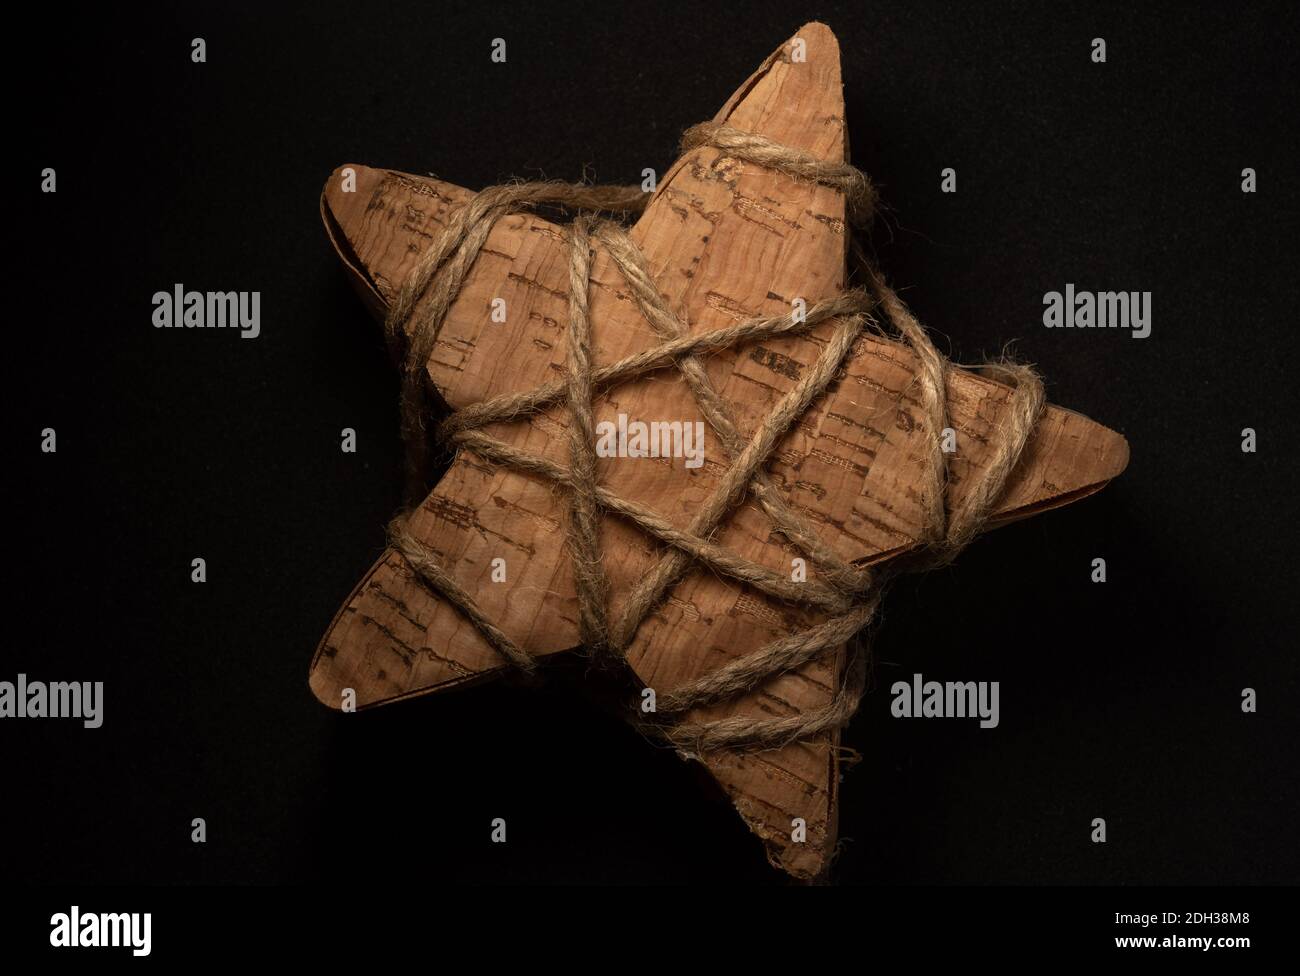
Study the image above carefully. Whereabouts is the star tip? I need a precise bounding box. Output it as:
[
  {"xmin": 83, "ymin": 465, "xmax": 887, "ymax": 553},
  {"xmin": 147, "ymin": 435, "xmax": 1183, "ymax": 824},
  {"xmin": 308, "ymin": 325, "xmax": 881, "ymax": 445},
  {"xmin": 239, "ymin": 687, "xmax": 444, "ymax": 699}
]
[
  {"xmin": 307, "ymin": 671, "xmax": 345, "ymax": 711},
  {"xmin": 1082, "ymin": 418, "xmax": 1131, "ymax": 484},
  {"xmin": 795, "ymin": 20, "xmax": 836, "ymax": 37},
  {"xmin": 324, "ymin": 161, "xmax": 352, "ymax": 180},
  {"xmin": 322, "ymin": 162, "xmax": 371, "ymax": 199},
  {"xmin": 1108, "ymin": 432, "xmax": 1132, "ymax": 480},
  {"xmin": 792, "ymin": 21, "xmax": 840, "ymax": 50}
]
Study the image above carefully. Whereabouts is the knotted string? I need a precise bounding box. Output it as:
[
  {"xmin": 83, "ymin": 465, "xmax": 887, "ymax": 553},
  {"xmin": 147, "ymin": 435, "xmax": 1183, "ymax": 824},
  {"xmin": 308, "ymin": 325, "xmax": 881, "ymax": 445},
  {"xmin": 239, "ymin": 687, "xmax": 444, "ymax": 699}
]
[{"xmin": 383, "ymin": 122, "xmax": 1045, "ymax": 753}]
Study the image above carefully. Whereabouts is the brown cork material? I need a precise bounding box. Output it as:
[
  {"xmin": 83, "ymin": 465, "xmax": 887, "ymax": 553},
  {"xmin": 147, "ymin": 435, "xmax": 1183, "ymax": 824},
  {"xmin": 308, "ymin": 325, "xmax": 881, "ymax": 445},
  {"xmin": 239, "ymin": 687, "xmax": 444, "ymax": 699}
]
[{"xmin": 309, "ymin": 22, "xmax": 1129, "ymax": 880}]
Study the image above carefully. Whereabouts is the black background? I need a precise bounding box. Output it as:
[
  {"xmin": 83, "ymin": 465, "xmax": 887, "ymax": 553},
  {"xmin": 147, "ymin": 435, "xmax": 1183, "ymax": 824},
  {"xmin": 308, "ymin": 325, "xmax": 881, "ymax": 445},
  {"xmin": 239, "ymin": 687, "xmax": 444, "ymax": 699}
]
[{"xmin": 8, "ymin": 1, "xmax": 1297, "ymax": 886}]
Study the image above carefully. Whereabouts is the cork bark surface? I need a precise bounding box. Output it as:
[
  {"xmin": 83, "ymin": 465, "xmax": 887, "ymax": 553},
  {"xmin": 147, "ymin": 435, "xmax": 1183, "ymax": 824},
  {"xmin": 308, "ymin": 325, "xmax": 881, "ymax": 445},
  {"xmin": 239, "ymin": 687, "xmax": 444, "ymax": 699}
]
[{"xmin": 310, "ymin": 22, "xmax": 1130, "ymax": 880}]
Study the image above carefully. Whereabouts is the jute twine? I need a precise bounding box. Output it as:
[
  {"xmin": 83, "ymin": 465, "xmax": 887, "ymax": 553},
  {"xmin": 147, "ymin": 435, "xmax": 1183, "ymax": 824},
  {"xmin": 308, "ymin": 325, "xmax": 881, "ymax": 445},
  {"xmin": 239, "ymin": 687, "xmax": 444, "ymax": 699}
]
[{"xmin": 381, "ymin": 120, "xmax": 1045, "ymax": 753}]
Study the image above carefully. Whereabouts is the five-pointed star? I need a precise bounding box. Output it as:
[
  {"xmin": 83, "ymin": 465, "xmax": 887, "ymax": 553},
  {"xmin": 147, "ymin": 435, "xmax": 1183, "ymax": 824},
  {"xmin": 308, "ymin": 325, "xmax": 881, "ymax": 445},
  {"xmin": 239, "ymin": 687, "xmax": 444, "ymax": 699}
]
[{"xmin": 309, "ymin": 22, "xmax": 1129, "ymax": 880}]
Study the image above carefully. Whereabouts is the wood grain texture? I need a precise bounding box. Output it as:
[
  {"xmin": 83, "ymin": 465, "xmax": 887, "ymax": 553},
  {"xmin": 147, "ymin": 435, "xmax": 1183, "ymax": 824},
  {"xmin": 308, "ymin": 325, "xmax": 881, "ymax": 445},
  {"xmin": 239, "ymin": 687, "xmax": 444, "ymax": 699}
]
[{"xmin": 310, "ymin": 22, "xmax": 1129, "ymax": 879}]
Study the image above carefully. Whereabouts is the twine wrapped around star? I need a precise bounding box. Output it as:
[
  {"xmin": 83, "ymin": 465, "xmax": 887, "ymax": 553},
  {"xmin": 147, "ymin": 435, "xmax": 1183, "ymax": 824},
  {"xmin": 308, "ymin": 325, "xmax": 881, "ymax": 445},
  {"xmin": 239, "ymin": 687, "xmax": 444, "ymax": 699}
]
[{"xmin": 381, "ymin": 122, "xmax": 1045, "ymax": 753}]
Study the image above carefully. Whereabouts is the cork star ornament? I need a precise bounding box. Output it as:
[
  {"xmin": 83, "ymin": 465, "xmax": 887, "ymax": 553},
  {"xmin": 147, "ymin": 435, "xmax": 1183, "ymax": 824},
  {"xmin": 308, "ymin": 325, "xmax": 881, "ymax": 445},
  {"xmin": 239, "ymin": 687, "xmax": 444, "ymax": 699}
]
[{"xmin": 310, "ymin": 22, "xmax": 1129, "ymax": 880}]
